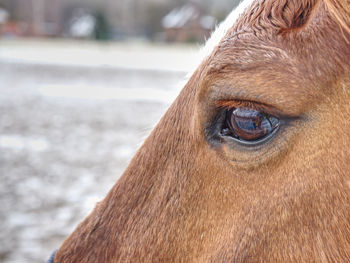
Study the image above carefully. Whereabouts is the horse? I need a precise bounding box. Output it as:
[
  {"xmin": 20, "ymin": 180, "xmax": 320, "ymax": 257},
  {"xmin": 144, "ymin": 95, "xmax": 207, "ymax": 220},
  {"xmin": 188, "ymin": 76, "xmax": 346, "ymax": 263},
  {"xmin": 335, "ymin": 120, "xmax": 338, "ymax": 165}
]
[{"xmin": 51, "ymin": 0, "xmax": 350, "ymax": 262}]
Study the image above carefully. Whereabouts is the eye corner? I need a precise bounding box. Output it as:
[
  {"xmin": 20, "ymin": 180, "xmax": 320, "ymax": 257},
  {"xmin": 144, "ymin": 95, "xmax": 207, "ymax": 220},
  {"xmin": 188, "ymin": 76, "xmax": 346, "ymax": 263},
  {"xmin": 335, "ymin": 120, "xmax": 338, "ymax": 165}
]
[{"xmin": 204, "ymin": 107, "xmax": 227, "ymax": 146}]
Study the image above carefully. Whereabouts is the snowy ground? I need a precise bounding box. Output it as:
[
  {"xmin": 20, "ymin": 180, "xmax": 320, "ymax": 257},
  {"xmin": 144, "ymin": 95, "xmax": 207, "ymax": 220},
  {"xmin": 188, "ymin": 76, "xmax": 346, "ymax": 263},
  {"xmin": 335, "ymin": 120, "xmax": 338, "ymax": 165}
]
[{"xmin": 0, "ymin": 39, "xmax": 198, "ymax": 262}]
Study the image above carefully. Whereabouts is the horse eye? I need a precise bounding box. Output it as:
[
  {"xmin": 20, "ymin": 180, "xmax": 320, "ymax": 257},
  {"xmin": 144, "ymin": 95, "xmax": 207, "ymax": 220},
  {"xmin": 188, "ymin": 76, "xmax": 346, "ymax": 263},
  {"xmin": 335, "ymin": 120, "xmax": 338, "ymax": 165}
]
[{"xmin": 221, "ymin": 108, "xmax": 279, "ymax": 143}]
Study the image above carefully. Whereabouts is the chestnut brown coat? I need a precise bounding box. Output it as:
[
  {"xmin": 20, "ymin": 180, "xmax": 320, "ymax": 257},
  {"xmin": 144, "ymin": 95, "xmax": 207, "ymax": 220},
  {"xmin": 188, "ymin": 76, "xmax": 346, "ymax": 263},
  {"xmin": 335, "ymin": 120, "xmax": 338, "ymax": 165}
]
[{"xmin": 54, "ymin": 0, "xmax": 350, "ymax": 262}]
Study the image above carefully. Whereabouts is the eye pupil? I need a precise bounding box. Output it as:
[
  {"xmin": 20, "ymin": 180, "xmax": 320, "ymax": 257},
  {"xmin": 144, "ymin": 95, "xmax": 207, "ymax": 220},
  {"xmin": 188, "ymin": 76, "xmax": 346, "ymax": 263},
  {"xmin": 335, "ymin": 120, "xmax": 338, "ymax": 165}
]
[{"xmin": 226, "ymin": 108, "xmax": 279, "ymax": 142}]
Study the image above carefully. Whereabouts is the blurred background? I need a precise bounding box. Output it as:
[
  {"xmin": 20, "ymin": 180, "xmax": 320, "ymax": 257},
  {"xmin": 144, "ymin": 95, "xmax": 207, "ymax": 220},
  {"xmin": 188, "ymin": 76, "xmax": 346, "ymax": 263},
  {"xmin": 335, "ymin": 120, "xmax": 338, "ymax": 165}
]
[{"xmin": 0, "ymin": 0, "xmax": 240, "ymax": 262}]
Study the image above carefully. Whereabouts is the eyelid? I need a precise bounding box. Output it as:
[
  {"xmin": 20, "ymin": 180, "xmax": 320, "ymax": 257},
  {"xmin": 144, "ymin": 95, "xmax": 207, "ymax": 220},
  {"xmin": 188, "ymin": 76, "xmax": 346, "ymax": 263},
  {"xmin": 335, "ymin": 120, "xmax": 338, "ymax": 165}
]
[
  {"xmin": 206, "ymin": 80, "xmax": 310, "ymax": 118},
  {"xmin": 215, "ymin": 99, "xmax": 284, "ymax": 118},
  {"xmin": 222, "ymin": 125, "xmax": 281, "ymax": 147}
]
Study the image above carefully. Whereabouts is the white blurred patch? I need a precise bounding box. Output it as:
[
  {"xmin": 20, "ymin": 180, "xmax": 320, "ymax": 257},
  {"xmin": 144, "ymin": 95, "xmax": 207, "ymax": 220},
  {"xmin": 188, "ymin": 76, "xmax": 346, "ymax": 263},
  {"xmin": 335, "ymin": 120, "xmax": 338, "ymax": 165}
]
[
  {"xmin": 0, "ymin": 44, "xmax": 197, "ymax": 73},
  {"xmin": 39, "ymin": 84, "xmax": 179, "ymax": 104},
  {"xmin": 83, "ymin": 195, "xmax": 102, "ymax": 213},
  {"xmin": 0, "ymin": 7, "xmax": 9, "ymax": 24},
  {"xmin": 113, "ymin": 145, "xmax": 135, "ymax": 160},
  {"xmin": 69, "ymin": 14, "xmax": 96, "ymax": 38},
  {"xmin": 0, "ymin": 135, "xmax": 49, "ymax": 152}
]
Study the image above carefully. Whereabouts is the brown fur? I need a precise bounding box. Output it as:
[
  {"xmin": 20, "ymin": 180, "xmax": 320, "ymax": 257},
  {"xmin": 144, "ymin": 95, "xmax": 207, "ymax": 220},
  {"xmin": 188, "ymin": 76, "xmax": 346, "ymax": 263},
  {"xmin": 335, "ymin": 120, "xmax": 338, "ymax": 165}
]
[
  {"xmin": 54, "ymin": 0, "xmax": 350, "ymax": 262},
  {"xmin": 325, "ymin": 0, "xmax": 350, "ymax": 33}
]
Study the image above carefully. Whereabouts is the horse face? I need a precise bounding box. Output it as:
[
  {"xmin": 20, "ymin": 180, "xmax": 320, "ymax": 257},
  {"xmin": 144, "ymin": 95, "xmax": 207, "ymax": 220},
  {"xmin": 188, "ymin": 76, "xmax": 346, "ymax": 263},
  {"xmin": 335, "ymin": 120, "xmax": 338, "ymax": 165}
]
[{"xmin": 54, "ymin": 0, "xmax": 350, "ymax": 262}]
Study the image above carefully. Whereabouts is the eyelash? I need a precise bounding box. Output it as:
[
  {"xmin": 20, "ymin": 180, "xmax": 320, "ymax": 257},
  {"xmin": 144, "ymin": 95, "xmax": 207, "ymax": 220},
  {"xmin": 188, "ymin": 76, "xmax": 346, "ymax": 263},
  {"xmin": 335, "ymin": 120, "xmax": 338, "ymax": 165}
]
[{"xmin": 216, "ymin": 100, "xmax": 279, "ymax": 116}]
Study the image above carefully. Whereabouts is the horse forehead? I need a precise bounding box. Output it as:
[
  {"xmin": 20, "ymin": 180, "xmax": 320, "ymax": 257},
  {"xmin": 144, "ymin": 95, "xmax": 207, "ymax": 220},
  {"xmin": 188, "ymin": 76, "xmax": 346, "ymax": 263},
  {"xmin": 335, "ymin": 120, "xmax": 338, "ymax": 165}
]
[
  {"xmin": 204, "ymin": 0, "xmax": 333, "ymax": 76},
  {"xmin": 206, "ymin": 0, "xmax": 325, "ymax": 55},
  {"xmin": 203, "ymin": 0, "xmax": 297, "ymax": 73},
  {"xmin": 199, "ymin": 0, "xmax": 256, "ymax": 62},
  {"xmin": 201, "ymin": 0, "xmax": 287, "ymax": 72}
]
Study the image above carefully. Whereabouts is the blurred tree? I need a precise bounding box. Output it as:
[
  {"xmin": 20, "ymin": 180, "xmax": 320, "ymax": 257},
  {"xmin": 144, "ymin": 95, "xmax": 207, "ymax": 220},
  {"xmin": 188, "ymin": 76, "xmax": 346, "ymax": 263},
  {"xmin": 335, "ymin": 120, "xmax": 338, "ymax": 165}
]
[
  {"xmin": 0, "ymin": 0, "xmax": 14, "ymax": 19},
  {"xmin": 143, "ymin": 0, "xmax": 240, "ymax": 40},
  {"xmin": 0, "ymin": 0, "xmax": 241, "ymax": 40},
  {"xmin": 145, "ymin": 2, "xmax": 172, "ymax": 39},
  {"xmin": 94, "ymin": 11, "xmax": 110, "ymax": 40},
  {"xmin": 32, "ymin": 0, "xmax": 45, "ymax": 35}
]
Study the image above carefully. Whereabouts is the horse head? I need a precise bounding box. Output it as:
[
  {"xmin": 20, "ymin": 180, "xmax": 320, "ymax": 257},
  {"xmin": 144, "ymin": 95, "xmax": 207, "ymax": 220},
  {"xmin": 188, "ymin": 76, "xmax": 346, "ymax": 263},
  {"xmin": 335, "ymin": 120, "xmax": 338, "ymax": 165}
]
[{"xmin": 53, "ymin": 0, "xmax": 350, "ymax": 262}]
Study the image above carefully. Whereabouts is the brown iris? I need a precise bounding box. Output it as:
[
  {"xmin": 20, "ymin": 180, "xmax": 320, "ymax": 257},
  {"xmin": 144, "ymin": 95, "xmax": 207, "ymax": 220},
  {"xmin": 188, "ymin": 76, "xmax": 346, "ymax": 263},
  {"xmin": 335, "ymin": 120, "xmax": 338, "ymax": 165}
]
[{"xmin": 222, "ymin": 108, "xmax": 279, "ymax": 142}]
